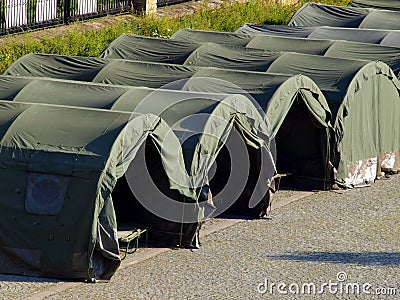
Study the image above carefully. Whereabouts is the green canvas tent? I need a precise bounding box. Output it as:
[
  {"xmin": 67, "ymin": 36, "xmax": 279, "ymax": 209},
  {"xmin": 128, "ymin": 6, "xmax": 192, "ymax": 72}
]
[
  {"xmin": 0, "ymin": 101, "xmax": 180, "ymax": 280},
  {"xmin": 348, "ymin": 0, "xmax": 400, "ymax": 11},
  {"xmin": 5, "ymin": 54, "xmax": 333, "ymax": 189},
  {"xmin": 288, "ymin": 2, "xmax": 400, "ymax": 29},
  {"xmin": 98, "ymin": 38, "xmax": 400, "ymax": 186},
  {"xmin": 170, "ymin": 29, "xmax": 400, "ymax": 77},
  {"xmin": 235, "ymin": 24, "xmax": 400, "ymax": 47},
  {"xmin": 0, "ymin": 75, "xmax": 277, "ymax": 220}
]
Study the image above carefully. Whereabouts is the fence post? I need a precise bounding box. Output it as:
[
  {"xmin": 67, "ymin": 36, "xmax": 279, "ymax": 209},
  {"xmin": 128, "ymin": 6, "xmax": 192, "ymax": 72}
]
[
  {"xmin": 133, "ymin": 0, "xmax": 157, "ymax": 14},
  {"xmin": 64, "ymin": 0, "xmax": 71, "ymax": 24}
]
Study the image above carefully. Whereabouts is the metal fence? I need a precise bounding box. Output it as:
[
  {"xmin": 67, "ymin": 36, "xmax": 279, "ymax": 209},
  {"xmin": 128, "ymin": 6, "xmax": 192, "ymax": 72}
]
[
  {"xmin": 0, "ymin": 0, "xmax": 189, "ymax": 36},
  {"xmin": 0, "ymin": 0, "xmax": 133, "ymax": 35}
]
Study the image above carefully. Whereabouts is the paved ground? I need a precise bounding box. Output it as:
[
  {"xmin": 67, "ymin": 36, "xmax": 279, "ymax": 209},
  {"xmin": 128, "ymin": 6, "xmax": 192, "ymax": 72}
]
[{"xmin": 1, "ymin": 174, "xmax": 399, "ymax": 299}]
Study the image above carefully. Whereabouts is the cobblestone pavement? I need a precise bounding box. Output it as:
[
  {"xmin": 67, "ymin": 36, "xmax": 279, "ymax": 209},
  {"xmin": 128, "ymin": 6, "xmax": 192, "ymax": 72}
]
[{"xmin": 1, "ymin": 175, "xmax": 397, "ymax": 299}]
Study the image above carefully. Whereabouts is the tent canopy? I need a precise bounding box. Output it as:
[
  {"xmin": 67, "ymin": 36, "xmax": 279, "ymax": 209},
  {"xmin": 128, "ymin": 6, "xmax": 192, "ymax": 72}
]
[
  {"xmin": 0, "ymin": 101, "xmax": 169, "ymax": 280},
  {"xmin": 171, "ymin": 28, "xmax": 400, "ymax": 77},
  {"xmin": 4, "ymin": 54, "xmax": 333, "ymax": 189},
  {"xmin": 235, "ymin": 24, "xmax": 400, "ymax": 47},
  {"xmin": 288, "ymin": 2, "xmax": 400, "ymax": 29},
  {"xmin": 348, "ymin": 0, "xmax": 400, "ymax": 11}
]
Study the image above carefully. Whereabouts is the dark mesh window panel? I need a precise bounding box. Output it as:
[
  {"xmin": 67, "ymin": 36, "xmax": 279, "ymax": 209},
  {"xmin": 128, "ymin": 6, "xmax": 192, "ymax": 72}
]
[{"xmin": 25, "ymin": 173, "xmax": 69, "ymax": 215}]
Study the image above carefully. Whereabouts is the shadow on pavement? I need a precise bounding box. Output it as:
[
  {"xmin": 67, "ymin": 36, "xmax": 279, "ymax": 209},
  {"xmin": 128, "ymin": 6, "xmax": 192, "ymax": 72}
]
[{"xmin": 265, "ymin": 252, "xmax": 400, "ymax": 266}]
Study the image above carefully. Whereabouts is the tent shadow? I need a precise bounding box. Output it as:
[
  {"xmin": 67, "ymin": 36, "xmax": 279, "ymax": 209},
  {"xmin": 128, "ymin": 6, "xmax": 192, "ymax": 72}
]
[
  {"xmin": 0, "ymin": 274, "xmax": 63, "ymax": 283},
  {"xmin": 265, "ymin": 252, "xmax": 400, "ymax": 266}
]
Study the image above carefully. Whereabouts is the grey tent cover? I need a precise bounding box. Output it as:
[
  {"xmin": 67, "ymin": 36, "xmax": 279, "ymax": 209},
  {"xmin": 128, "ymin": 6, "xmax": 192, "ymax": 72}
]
[
  {"xmin": 288, "ymin": 2, "xmax": 400, "ymax": 29},
  {"xmin": 235, "ymin": 24, "xmax": 400, "ymax": 47}
]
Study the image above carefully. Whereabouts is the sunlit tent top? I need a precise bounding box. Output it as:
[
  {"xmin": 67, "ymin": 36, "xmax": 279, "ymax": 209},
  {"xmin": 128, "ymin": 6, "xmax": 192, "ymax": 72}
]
[
  {"xmin": 348, "ymin": 0, "xmax": 400, "ymax": 11},
  {"xmin": 0, "ymin": 101, "xmax": 167, "ymax": 280},
  {"xmin": 171, "ymin": 29, "xmax": 400, "ymax": 77},
  {"xmin": 288, "ymin": 2, "xmax": 400, "ymax": 29},
  {"xmin": 235, "ymin": 24, "xmax": 400, "ymax": 47}
]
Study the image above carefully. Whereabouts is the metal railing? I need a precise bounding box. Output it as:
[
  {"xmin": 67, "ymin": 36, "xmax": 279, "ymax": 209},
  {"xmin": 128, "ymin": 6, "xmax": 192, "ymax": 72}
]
[{"xmin": 0, "ymin": 0, "xmax": 133, "ymax": 35}]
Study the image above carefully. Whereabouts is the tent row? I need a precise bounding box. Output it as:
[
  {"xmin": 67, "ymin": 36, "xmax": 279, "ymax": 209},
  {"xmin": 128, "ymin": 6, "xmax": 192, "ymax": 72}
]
[
  {"xmin": 6, "ymin": 48, "xmax": 400, "ymax": 187},
  {"xmin": 5, "ymin": 54, "xmax": 334, "ymax": 188},
  {"xmin": 99, "ymin": 33, "xmax": 400, "ymax": 185},
  {"xmin": 0, "ymin": 75, "xmax": 281, "ymax": 279},
  {"xmin": 236, "ymin": 24, "xmax": 400, "ymax": 47},
  {"xmin": 288, "ymin": 2, "xmax": 400, "ymax": 29},
  {"xmin": 168, "ymin": 29, "xmax": 400, "ymax": 77}
]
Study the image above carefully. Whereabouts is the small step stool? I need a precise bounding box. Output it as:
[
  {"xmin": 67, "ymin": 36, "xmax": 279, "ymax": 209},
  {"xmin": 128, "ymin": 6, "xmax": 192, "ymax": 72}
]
[{"xmin": 117, "ymin": 228, "xmax": 148, "ymax": 259}]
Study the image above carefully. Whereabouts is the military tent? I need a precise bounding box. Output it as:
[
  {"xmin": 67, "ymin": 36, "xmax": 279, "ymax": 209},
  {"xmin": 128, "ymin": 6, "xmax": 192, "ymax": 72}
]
[
  {"xmin": 0, "ymin": 101, "xmax": 183, "ymax": 280},
  {"xmin": 4, "ymin": 54, "xmax": 333, "ymax": 189},
  {"xmin": 95, "ymin": 39, "xmax": 400, "ymax": 186},
  {"xmin": 348, "ymin": 0, "xmax": 400, "ymax": 11},
  {"xmin": 235, "ymin": 24, "xmax": 400, "ymax": 47},
  {"xmin": 170, "ymin": 29, "xmax": 400, "ymax": 77},
  {"xmin": 0, "ymin": 75, "xmax": 277, "ymax": 220},
  {"xmin": 288, "ymin": 2, "xmax": 400, "ymax": 29}
]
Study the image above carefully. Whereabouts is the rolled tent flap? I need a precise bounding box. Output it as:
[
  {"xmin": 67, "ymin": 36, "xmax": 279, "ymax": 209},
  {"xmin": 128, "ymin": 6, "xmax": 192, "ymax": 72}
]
[
  {"xmin": 4, "ymin": 53, "xmax": 334, "ymax": 189},
  {"xmin": 235, "ymin": 24, "xmax": 400, "ymax": 47},
  {"xmin": 288, "ymin": 2, "xmax": 400, "ymax": 30},
  {"xmin": 0, "ymin": 101, "xmax": 169, "ymax": 280}
]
